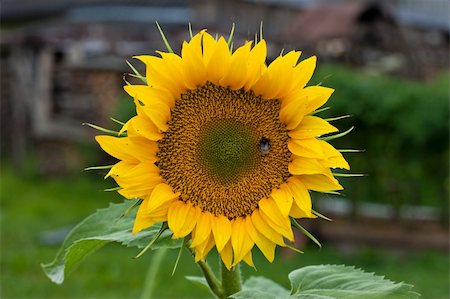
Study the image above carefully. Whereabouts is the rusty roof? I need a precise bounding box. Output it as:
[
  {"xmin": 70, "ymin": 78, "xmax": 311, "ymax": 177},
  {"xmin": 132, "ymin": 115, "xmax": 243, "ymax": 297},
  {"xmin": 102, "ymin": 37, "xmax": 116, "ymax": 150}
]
[{"xmin": 284, "ymin": 2, "xmax": 393, "ymax": 43}]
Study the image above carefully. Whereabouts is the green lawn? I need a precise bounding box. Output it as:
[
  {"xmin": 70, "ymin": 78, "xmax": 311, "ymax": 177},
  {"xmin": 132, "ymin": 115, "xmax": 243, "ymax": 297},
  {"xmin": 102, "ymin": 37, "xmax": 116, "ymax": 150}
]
[{"xmin": 1, "ymin": 166, "xmax": 449, "ymax": 298}]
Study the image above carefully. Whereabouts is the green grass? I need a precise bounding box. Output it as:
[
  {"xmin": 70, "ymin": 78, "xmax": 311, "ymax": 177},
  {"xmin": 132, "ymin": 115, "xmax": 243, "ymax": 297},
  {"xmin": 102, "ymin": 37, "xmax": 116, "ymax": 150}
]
[{"xmin": 1, "ymin": 166, "xmax": 449, "ymax": 298}]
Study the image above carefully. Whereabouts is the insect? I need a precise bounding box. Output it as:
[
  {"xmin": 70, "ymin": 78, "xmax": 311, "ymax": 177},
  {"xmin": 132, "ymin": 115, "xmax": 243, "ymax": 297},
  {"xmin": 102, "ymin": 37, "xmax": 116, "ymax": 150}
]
[{"xmin": 259, "ymin": 137, "xmax": 270, "ymax": 155}]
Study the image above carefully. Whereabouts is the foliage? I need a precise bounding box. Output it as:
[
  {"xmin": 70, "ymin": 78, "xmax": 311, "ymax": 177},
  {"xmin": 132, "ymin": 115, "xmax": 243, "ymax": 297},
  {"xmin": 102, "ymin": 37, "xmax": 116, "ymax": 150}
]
[
  {"xmin": 41, "ymin": 200, "xmax": 181, "ymax": 284},
  {"xmin": 312, "ymin": 66, "xmax": 449, "ymax": 211},
  {"xmin": 40, "ymin": 197, "xmax": 419, "ymax": 298},
  {"xmin": 232, "ymin": 265, "xmax": 418, "ymax": 298},
  {"xmin": 2, "ymin": 164, "xmax": 448, "ymax": 298}
]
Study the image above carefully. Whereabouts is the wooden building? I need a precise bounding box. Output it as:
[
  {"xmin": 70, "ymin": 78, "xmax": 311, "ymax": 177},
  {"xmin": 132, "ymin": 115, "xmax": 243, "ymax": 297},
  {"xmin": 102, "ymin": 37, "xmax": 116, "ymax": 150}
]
[
  {"xmin": 1, "ymin": 0, "xmax": 191, "ymax": 174},
  {"xmin": 1, "ymin": 0, "xmax": 448, "ymax": 174}
]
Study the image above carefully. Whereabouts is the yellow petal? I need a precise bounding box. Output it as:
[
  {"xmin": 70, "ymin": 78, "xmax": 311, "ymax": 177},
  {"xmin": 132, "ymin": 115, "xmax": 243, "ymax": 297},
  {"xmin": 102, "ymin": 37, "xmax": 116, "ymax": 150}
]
[
  {"xmin": 186, "ymin": 30, "xmax": 205, "ymax": 57},
  {"xmin": 118, "ymin": 118, "xmax": 130, "ymax": 135},
  {"xmin": 251, "ymin": 209, "xmax": 285, "ymax": 246},
  {"xmin": 114, "ymin": 162, "xmax": 163, "ymax": 199},
  {"xmin": 242, "ymin": 251, "xmax": 255, "ymax": 268},
  {"xmin": 289, "ymin": 199, "xmax": 313, "ymax": 219},
  {"xmin": 113, "ymin": 161, "xmax": 159, "ymax": 181},
  {"xmin": 288, "ymin": 116, "xmax": 338, "ymax": 139},
  {"xmin": 129, "ymin": 113, "xmax": 163, "ymax": 141},
  {"xmin": 132, "ymin": 195, "xmax": 177, "ymax": 234},
  {"xmin": 282, "ymin": 86, "xmax": 333, "ymax": 114},
  {"xmin": 124, "ymin": 85, "xmax": 174, "ymax": 109},
  {"xmin": 194, "ymin": 234, "xmax": 215, "ymax": 262},
  {"xmin": 279, "ymin": 95, "xmax": 307, "ymax": 130},
  {"xmin": 134, "ymin": 55, "xmax": 185, "ymax": 98},
  {"xmin": 181, "ymin": 32, "xmax": 207, "ymax": 88},
  {"xmin": 134, "ymin": 99, "xmax": 170, "ymax": 132},
  {"xmin": 95, "ymin": 135, "xmax": 138, "ymax": 162},
  {"xmin": 157, "ymin": 51, "xmax": 191, "ymax": 90},
  {"xmin": 220, "ymin": 241, "xmax": 233, "ymax": 270},
  {"xmin": 286, "ymin": 176, "xmax": 313, "ymax": 218},
  {"xmin": 220, "ymin": 41, "xmax": 252, "ymax": 90},
  {"xmin": 146, "ymin": 183, "xmax": 180, "ymax": 213},
  {"xmin": 258, "ymin": 198, "xmax": 294, "ymax": 241},
  {"xmin": 231, "ymin": 218, "xmax": 254, "ymax": 266},
  {"xmin": 276, "ymin": 51, "xmax": 304, "ymax": 99},
  {"xmin": 288, "ymin": 138, "xmax": 324, "ymax": 158},
  {"xmin": 147, "ymin": 199, "xmax": 175, "ymax": 221},
  {"xmin": 191, "ymin": 210, "xmax": 213, "ymax": 247},
  {"xmin": 299, "ymin": 174, "xmax": 343, "ymax": 192},
  {"xmin": 206, "ymin": 37, "xmax": 231, "ymax": 85},
  {"xmin": 244, "ymin": 40, "xmax": 267, "ymax": 90},
  {"xmin": 252, "ymin": 51, "xmax": 301, "ymax": 99},
  {"xmin": 320, "ymin": 141, "xmax": 350, "ymax": 170},
  {"xmin": 201, "ymin": 32, "xmax": 218, "ymax": 65},
  {"xmin": 117, "ymin": 177, "xmax": 163, "ymax": 199},
  {"xmin": 291, "ymin": 56, "xmax": 316, "ymax": 90},
  {"xmin": 304, "ymin": 86, "xmax": 334, "ymax": 114},
  {"xmin": 132, "ymin": 198, "xmax": 157, "ymax": 234},
  {"xmin": 105, "ymin": 160, "xmax": 136, "ymax": 178},
  {"xmin": 123, "ymin": 135, "xmax": 158, "ymax": 163},
  {"xmin": 211, "ymin": 215, "xmax": 232, "ymax": 252},
  {"xmin": 168, "ymin": 201, "xmax": 198, "ymax": 238},
  {"xmin": 245, "ymin": 216, "xmax": 276, "ymax": 262},
  {"xmin": 270, "ymin": 184, "xmax": 293, "ymax": 217},
  {"xmin": 289, "ymin": 155, "xmax": 332, "ymax": 177},
  {"xmin": 124, "ymin": 85, "xmax": 172, "ymax": 132}
]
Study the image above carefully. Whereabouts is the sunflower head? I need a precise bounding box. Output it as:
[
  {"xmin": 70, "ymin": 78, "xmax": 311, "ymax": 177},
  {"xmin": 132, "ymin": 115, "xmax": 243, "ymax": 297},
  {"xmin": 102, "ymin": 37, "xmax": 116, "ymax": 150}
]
[{"xmin": 96, "ymin": 28, "xmax": 349, "ymax": 269}]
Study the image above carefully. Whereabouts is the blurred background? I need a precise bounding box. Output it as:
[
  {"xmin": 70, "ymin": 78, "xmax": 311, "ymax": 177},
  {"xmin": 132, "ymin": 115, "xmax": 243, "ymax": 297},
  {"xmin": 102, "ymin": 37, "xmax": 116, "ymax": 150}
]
[{"xmin": 1, "ymin": 0, "xmax": 449, "ymax": 298}]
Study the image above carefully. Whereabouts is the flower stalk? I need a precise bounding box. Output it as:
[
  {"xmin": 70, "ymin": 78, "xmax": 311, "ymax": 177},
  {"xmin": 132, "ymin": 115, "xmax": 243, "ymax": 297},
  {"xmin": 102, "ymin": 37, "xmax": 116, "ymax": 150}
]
[
  {"xmin": 192, "ymin": 246, "xmax": 242, "ymax": 299},
  {"xmin": 220, "ymin": 261, "xmax": 242, "ymax": 298},
  {"xmin": 197, "ymin": 259, "xmax": 224, "ymax": 298}
]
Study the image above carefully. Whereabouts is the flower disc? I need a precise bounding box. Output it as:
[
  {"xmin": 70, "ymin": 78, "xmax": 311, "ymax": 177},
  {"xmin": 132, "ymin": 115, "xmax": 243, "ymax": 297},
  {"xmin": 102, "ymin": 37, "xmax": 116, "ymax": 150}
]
[
  {"xmin": 95, "ymin": 29, "xmax": 350, "ymax": 268},
  {"xmin": 157, "ymin": 82, "xmax": 290, "ymax": 219}
]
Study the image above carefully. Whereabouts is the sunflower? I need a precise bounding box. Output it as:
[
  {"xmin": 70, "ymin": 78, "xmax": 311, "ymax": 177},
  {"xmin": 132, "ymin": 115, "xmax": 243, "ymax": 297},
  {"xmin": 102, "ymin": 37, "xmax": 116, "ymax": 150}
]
[{"xmin": 95, "ymin": 29, "xmax": 349, "ymax": 269}]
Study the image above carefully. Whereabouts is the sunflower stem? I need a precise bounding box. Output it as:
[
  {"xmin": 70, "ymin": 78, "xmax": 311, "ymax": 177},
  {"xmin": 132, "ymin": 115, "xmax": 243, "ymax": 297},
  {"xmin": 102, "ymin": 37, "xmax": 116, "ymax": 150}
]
[
  {"xmin": 197, "ymin": 259, "xmax": 224, "ymax": 298},
  {"xmin": 220, "ymin": 261, "xmax": 242, "ymax": 298}
]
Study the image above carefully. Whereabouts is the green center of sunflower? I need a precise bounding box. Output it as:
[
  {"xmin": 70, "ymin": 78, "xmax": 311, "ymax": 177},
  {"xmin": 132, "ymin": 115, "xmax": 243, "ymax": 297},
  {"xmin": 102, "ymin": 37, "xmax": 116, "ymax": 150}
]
[
  {"xmin": 199, "ymin": 119, "xmax": 258, "ymax": 183},
  {"xmin": 157, "ymin": 82, "xmax": 291, "ymax": 219}
]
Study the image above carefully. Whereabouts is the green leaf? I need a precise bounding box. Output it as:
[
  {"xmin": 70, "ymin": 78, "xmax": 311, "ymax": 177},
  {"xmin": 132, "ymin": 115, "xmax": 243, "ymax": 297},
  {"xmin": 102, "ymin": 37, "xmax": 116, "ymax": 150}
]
[
  {"xmin": 227, "ymin": 23, "xmax": 235, "ymax": 47},
  {"xmin": 332, "ymin": 173, "xmax": 365, "ymax": 178},
  {"xmin": 291, "ymin": 218, "xmax": 322, "ymax": 248},
  {"xmin": 290, "ymin": 295, "xmax": 333, "ymax": 299},
  {"xmin": 185, "ymin": 276, "xmax": 210, "ymax": 291},
  {"xmin": 289, "ymin": 265, "xmax": 419, "ymax": 299},
  {"xmin": 41, "ymin": 200, "xmax": 181, "ymax": 284},
  {"xmin": 320, "ymin": 127, "xmax": 354, "ymax": 141},
  {"xmin": 337, "ymin": 149, "xmax": 364, "ymax": 153},
  {"xmin": 155, "ymin": 21, "xmax": 174, "ymax": 53},
  {"xmin": 82, "ymin": 123, "xmax": 122, "ymax": 136},
  {"xmin": 311, "ymin": 209, "xmax": 333, "ymax": 221},
  {"xmin": 171, "ymin": 237, "xmax": 187, "ymax": 276},
  {"xmin": 126, "ymin": 60, "xmax": 147, "ymax": 84},
  {"xmin": 259, "ymin": 21, "xmax": 264, "ymax": 41},
  {"xmin": 110, "ymin": 117, "xmax": 126, "ymax": 126},
  {"xmin": 134, "ymin": 222, "xmax": 168, "ymax": 258},
  {"xmin": 231, "ymin": 290, "xmax": 281, "ymax": 299},
  {"xmin": 188, "ymin": 23, "xmax": 193, "ymax": 39},
  {"xmin": 84, "ymin": 165, "xmax": 113, "ymax": 171},
  {"xmin": 231, "ymin": 277, "xmax": 290, "ymax": 299},
  {"xmin": 324, "ymin": 115, "xmax": 351, "ymax": 122},
  {"xmin": 310, "ymin": 107, "xmax": 331, "ymax": 115}
]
